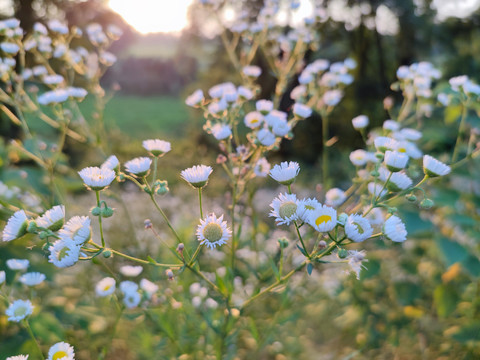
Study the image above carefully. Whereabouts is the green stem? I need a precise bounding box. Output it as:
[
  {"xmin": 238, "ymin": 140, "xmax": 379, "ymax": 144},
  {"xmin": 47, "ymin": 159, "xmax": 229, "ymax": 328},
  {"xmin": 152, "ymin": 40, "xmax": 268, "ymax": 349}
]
[
  {"xmin": 108, "ymin": 248, "xmax": 182, "ymax": 268},
  {"xmin": 24, "ymin": 319, "xmax": 44, "ymax": 359},
  {"xmin": 198, "ymin": 187, "xmax": 204, "ymax": 219},
  {"xmin": 96, "ymin": 191, "xmax": 106, "ymax": 247},
  {"xmin": 153, "ymin": 156, "xmax": 158, "ymax": 182},
  {"xmin": 452, "ymin": 103, "xmax": 468, "ymax": 163},
  {"xmin": 230, "ymin": 181, "xmax": 238, "ymax": 272},
  {"xmin": 150, "ymin": 195, "xmax": 183, "ymax": 244},
  {"xmin": 294, "ymin": 221, "xmax": 310, "ymax": 259},
  {"xmin": 322, "ymin": 113, "xmax": 329, "ymax": 191}
]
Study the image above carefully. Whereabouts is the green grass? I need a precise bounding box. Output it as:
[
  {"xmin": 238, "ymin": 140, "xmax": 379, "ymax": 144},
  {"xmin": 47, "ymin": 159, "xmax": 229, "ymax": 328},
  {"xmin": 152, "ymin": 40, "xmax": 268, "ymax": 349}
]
[{"xmin": 100, "ymin": 95, "xmax": 193, "ymax": 138}]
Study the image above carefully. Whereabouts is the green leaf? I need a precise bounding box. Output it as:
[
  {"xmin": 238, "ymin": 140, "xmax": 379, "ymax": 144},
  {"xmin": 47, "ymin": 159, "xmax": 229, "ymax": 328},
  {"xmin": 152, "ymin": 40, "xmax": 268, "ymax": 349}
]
[
  {"xmin": 307, "ymin": 263, "xmax": 313, "ymax": 275},
  {"xmin": 444, "ymin": 104, "xmax": 462, "ymax": 125},
  {"xmin": 451, "ymin": 322, "xmax": 480, "ymax": 343},
  {"xmin": 393, "ymin": 281, "xmax": 421, "ymax": 306},
  {"xmin": 462, "ymin": 256, "xmax": 480, "ymax": 277},
  {"xmin": 248, "ymin": 317, "xmax": 259, "ymax": 342},
  {"xmin": 296, "ymin": 244, "xmax": 307, "ymax": 256},
  {"xmin": 147, "ymin": 256, "xmax": 157, "ymax": 264},
  {"xmin": 436, "ymin": 237, "xmax": 469, "ymax": 266},
  {"xmin": 270, "ymin": 257, "xmax": 280, "ymax": 280},
  {"xmin": 434, "ymin": 284, "xmax": 458, "ymax": 317}
]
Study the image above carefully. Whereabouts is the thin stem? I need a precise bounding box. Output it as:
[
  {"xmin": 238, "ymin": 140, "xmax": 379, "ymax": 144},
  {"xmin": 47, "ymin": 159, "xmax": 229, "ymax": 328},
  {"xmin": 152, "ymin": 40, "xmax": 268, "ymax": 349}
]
[
  {"xmin": 150, "ymin": 195, "xmax": 183, "ymax": 244},
  {"xmin": 24, "ymin": 319, "xmax": 44, "ymax": 359},
  {"xmin": 452, "ymin": 103, "xmax": 468, "ymax": 162},
  {"xmin": 198, "ymin": 187, "xmax": 204, "ymax": 219},
  {"xmin": 322, "ymin": 113, "xmax": 329, "ymax": 191},
  {"xmin": 108, "ymin": 248, "xmax": 182, "ymax": 268},
  {"xmin": 153, "ymin": 156, "xmax": 158, "ymax": 182},
  {"xmin": 230, "ymin": 180, "xmax": 238, "ymax": 272},
  {"xmin": 294, "ymin": 221, "xmax": 310, "ymax": 259},
  {"xmin": 96, "ymin": 191, "xmax": 106, "ymax": 247}
]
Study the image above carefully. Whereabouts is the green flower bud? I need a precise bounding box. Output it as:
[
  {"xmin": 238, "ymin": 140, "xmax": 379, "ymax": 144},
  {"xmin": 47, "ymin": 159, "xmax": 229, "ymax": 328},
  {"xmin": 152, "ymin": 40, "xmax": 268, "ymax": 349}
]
[
  {"xmin": 103, "ymin": 250, "xmax": 112, "ymax": 258},
  {"xmin": 370, "ymin": 170, "xmax": 380, "ymax": 177},
  {"xmin": 337, "ymin": 213, "xmax": 348, "ymax": 226},
  {"xmin": 156, "ymin": 180, "xmax": 169, "ymax": 195},
  {"xmin": 91, "ymin": 206, "xmax": 101, "ymax": 216},
  {"xmin": 27, "ymin": 221, "xmax": 37, "ymax": 233},
  {"xmin": 375, "ymin": 152, "xmax": 384, "ymax": 160},
  {"xmin": 405, "ymin": 194, "xmax": 417, "ymax": 202},
  {"xmin": 39, "ymin": 231, "xmax": 48, "ymax": 240},
  {"xmin": 278, "ymin": 237, "xmax": 289, "ymax": 249},
  {"xmin": 387, "ymin": 207, "xmax": 397, "ymax": 214},
  {"xmin": 101, "ymin": 207, "xmax": 114, "ymax": 218},
  {"xmin": 420, "ymin": 199, "xmax": 434, "ymax": 209},
  {"xmin": 338, "ymin": 248, "xmax": 348, "ymax": 259}
]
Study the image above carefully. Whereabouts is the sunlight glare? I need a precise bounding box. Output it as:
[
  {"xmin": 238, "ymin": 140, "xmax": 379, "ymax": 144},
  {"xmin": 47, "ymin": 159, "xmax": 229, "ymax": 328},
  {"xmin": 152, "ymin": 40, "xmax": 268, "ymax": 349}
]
[{"xmin": 108, "ymin": 0, "xmax": 193, "ymax": 34}]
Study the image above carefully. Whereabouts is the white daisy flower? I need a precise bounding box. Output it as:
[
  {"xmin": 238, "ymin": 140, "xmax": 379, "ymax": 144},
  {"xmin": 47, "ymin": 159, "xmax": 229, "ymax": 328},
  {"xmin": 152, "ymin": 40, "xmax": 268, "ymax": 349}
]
[
  {"xmin": 347, "ymin": 250, "xmax": 367, "ymax": 280},
  {"xmin": 95, "ymin": 277, "xmax": 116, "ymax": 297},
  {"xmin": 253, "ymin": 157, "xmax": 271, "ymax": 177},
  {"xmin": 272, "ymin": 118, "xmax": 291, "ymax": 137},
  {"xmin": 142, "ymin": 139, "xmax": 171, "ymax": 157},
  {"xmin": 243, "ymin": 65, "xmax": 262, "ymax": 78},
  {"xmin": 264, "ymin": 110, "xmax": 287, "ymax": 127},
  {"xmin": 364, "ymin": 206, "xmax": 385, "ymax": 226},
  {"xmin": 351, "ymin": 115, "xmax": 369, "ymax": 130},
  {"xmin": 256, "ymin": 99, "xmax": 274, "ymax": 114},
  {"xmin": 374, "ymin": 136, "xmax": 396, "ymax": 152},
  {"xmin": 196, "ymin": 213, "xmax": 231, "ymax": 249},
  {"xmin": 125, "ymin": 157, "xmax": 152, "ymax": 177},
  {"xmin": 345, "ymin": 214, "xmax": 373, "ymax": 242},
  {"xmin": 325, "ymin": 188, "xmax": 346, "ymax": 207},
  {"xmin": 394, "ymin": 141, "xmax": 422, "ymax": 159},
  {"xmin": 47, "ymin": 19, "xmax": 68, "ymax": 34},
  {"xmin": 207, "ymin": 98, "xmax": 228, "ymax": 115},
  {"xmin": 209, "ymin": 82, "xmax": 236, "ymax": 99},
  {"xmin": 269, "ymin": 161, "xmax": 300, "ymax": 185},
  {"xmin": 383, "ymin": 120, "xmax": 400, "ymax": 132},
  {"xmin": 323, "ymin": 89, "xmax": 343, "ymax": 106},
  {"xmin": 66, "ymin": 87, "xmax": 88, "ymax": 99},
  {"xmin": 185, "ymin": 89, "xmax": 204, "ymax": 107},
  {"xmin": 269, "ymin": 193, "xmax": 300, "ymax": 225},
  {"xmin": 3, "ymin": 210, "xmax": 28, "ymax": 242},
  {"xmin": 101, "ymin": 155, "xmax": 119, "ymax": 171},
  {"xmin": 6, "ymin": 259, "xmax": 29, "ymax": 271},
  {"xmin": 290, "ymin": 85, "xmax": 306, "ymax": 101},
  {"xmin": 383, "ymin": 215, "xmax": 407, "ymax": 242},
  {"xmin": 423, "ymin": 155, "xmax": 451, "ymax": 177},
  {"xmin": 19, "ymin": 272, "xmax": 46, "ymax": 286},
  {"xmin": 210, "ymin": 123, "xmax": 232, "ymax": 140},
  {"xmin": 120, "ymin": 280, "xmax": 139, "ymax": 294},
  {"xmin": 0, "ymin": 270, "xmax": 5, "ymax": 284},
  {"xmin": 307, "ymin": 205, "xmax": 337, "ymax": 232},
  {"xmin": 78, "ymin": 166, "xmax": 116, "ymax": 191},
  {"xmin": 47, "ymin": 342, "xmax": 75, "ymax": 360},
  {"xmin": 349, "ymin": 149, "xmax": 368, "ymax": 166},
  {"xmin": 48, "ymin": 239, "xmax": 80, "ymax": 268},
  {"xmin": 181, "ymin": 165, "xmax": 213, "ymax": 188},
  {"xmin": 244, "ymin": 111, "xmax": 264, "ymax": 129},
  {"xmin": 384, "ymin": 150, "xmax": 409, "ymax": 172},
  {"xmin": 293, "ymin": 103, "xmax": 312, "ymax": 118},
  {"xmin": 59, "ymin": 216, "xmax": 91, "ymax": 245},
  {"xmin": 1, "ymin": 42, "xmax": 20, "ymax": 54},
  {"xmin": 123, "ymin": 290, "xmax": 141, "ymax": 308},
  {"xmin": 399, "ymin": 128, "xmax": 422, "ymax": 141},
  {"xmin": 140, "ymin": 278, "xmax": 159, "ymax": 297},
  {"xmin": 384, "ymin": 171, "xmax": 413, "ymax": 192},
  {"xmin": 6, "ymin": 299, "xmax": 33, "ymax": 322},
  {"xmin": 120, "ymin": 265, "xmax": 143, "ymax": 277},
  {"xmin": 42, "ymin": 74, "xmax": 64, "ymax": 85},
  {"xmin": 368, "ymin": 182, "xmax": 387, "ymax": 198},
  {"xmin": 6, "ymin": 355, "xmax": 29, "ymax": 360},
  {"xmin": 297, "ymin": 198, "xmax": 321, "ymax": 222},
  {"xmin": 257, "ymin": 128, "xmax": 276, "ymax": 146},
  {"xmin": 36, "ymin": 205, "xmax": 65, "ymax": 231},
  {"xmin": 237, "ymin": 86, "xmax": 253, "ymax": 100}
]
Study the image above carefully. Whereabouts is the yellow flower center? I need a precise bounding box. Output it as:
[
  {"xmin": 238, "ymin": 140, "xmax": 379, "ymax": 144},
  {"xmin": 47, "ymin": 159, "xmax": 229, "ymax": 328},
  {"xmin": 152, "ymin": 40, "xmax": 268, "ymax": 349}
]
[
  {"xmin": 279, "ymin": 202, "xmax": 297, "ymax": 219},
  {"xmin": 250, "ymin": 118, "xmax": 259, "ymax": 124},
  {"xmin": 203, "ymin": 223, "xmax": 223, "ymax": 242},
  {"xmin": 53, "ymin": 351, "xmax": 68, "ymax": 360},
  {"xmin": 315, "ymin": 215, "xmax": 332, "ymax": 226},
  {"xmin": 58, "ymin": 246, "xmax": 69, "ymax": 260},
  {"xmin": 14, "ymin": 306, "xmax": 26, "ymax": 317},
  {"xmin": 103, "ymin": 284, "xmax": 111, "ymax": 291},
  {"xmin": 398, "ymin": 147, "xmax": 406, "ymax": 153}
]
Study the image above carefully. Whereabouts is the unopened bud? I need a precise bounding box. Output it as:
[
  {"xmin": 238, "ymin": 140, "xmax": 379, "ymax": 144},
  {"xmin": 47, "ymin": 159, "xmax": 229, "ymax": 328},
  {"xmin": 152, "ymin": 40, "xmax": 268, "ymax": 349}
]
[
  {"xmin": 91, "ymin": 206, "xmax": 101, "ymax": 216},
  {"xmin": 144, "ymin": 219, "xmax": 152, "ymax": 229},
  {"xmin": 420, "ymin": 199, "xmax": 434, "ymax": 209},
  {"xmin": 337, "ymin": 248, "xmax": 348, "ymax": 259},
  {"xmin": 370, "ymin": 170, "xmax": 380, "ymax": 177},
  {"xmin": 375, "ymin": 152, "xmax": 384, "ymax": 160},
  {"xmin": 387, "ymin": 207, "xmax": 397, "ymax": 214},
  {"xmin": 405, "ymin": 194, "xmax": 417, "ymax": 202},
  {"xmin": 337, "ymin": 213, "xmax": 348, "ymax": 226},
  {"xmin": 156, "ymin": 180, "xmax": 169, "ymax": 195},
  {"xmin": 318, "ymin": 240, "xmax": 327, "ymax": 249},
  {"xmin": 278, "ymin": 238, "xmax": 289, "ymax": 249},
  {"xmin": 216, "ymin": 154, "xmax": 227, "ymax": 164},
  {"xmin": 101, "ymin": 206, "xmax": 114, "ymax": 218},
  {"xmin": 27, "ymin": 221, "xmax": 37, "ymax": 233},
  {"xmin": 103, "ymin": 250, "xmax": 112, "ymax": 258},
  {"xmin": 176, "ymin": 243, "xmax": 185, "ymax": 254},
  {"xmin": 166, "ymin": 269, "xmax": 174, "ymax": 280}
]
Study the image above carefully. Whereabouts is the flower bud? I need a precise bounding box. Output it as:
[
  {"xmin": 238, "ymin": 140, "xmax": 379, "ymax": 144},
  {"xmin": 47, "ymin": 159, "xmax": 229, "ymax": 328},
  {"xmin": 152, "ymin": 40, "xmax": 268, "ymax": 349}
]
[
  {"xmin": 103, "ymin": 250, "xmax": 112, "ymax": 258},
  {"xmin": 318, "ymin": 240, "xmax": 327, "ymax": 249},
  {"xmin": 370, "ymin": 170, "xmax": 380, "ymax": 177},
  {"xmin": 216, "ymin": 154, "xmax": 227, "ymax": 164},
  {"xmin": 176, "ymin": 243, "xmax": 184, "ymax": 254},
  {"xmin": 101, "ymin": 206, "xmax": 114, "ymax": 218},
  {"xmin": 27, "ymin": 221, "xmax": 37, "ymax": 233},
  {"xmin": 375, "ymin": 152, "xmax": 384, "ymax": 160},
  {"xmin": 405, "ymin": 194, "xmax": 417, "ymax": 202},
  {"xmin": 144, "ymin": 219, "xmax": 152, "ymax": 229},
  {"xmin": 278, "ymin": 238, "xmax": 289, "ymax": 249},
  {"xmin": 166, "ymin": 269, "xmax": 174, "ymax": 280},
  {"xmin": 420, "ymin": 199, "xmax": 434, "ymax": 209},
  {"xmin": 337, "ymin": 248, "xmax": 348, "ymax": 259},
  {"xmin": 91, "ymin": 206, "xmax": 101, "ymax": 216},
  {"xmin": 337, "ymin": 213, "xmax": 348, "ymax": 226},
  {"xmin": 156, "ymin": 180, "xmax": 169, "ymax": 195}
]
